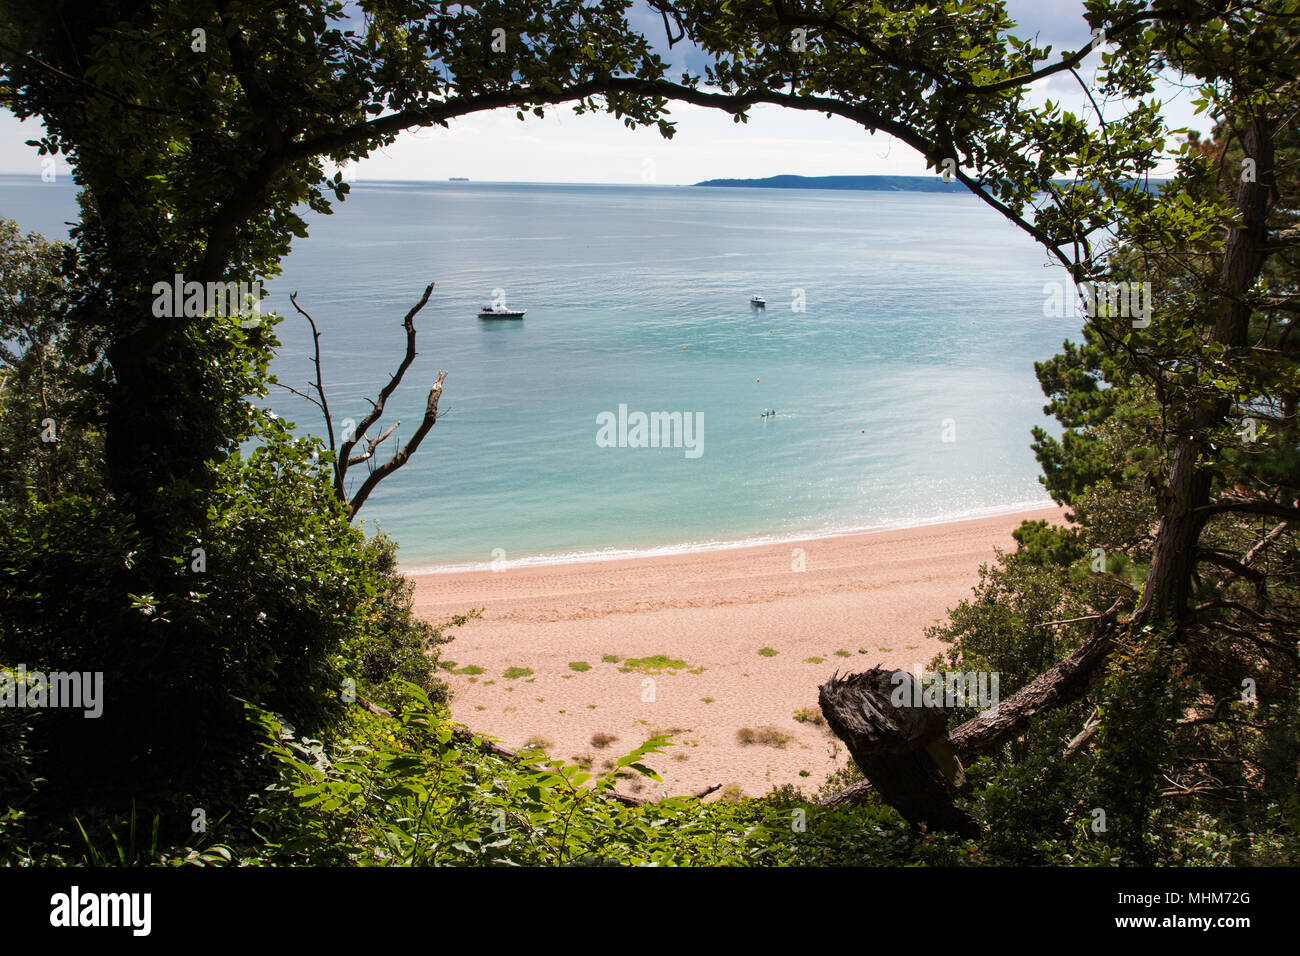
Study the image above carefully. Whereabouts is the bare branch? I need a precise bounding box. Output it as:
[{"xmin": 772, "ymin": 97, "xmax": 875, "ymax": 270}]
[
  {"xmin": 1197, "ymin": 548, "xmax": 1267, "ymax": 581},
  {"xmin": 335, "ymin": 282, "xmax": 435, "ymax": 501},
  {"xmin": 270, "ymin": 379, "xmax": 322, "ymax": 410},
  {"xmin": 347, "ymin": 421, "xmax": 402, "ymax": 466},
  {"xmin": 347, "ymin": 371, "xmax": 446, "ymax": 519},
  {"xmin": 289, "ymin": 291, "xmax": 336, "ymax": 454},
  {"xmin": 1064, "ymin": 707, "xmax": 1102, "ymax": 759},
  {"xmin": 1035, "ymin": 612, "xmax": 1105, "ymax": 629}
]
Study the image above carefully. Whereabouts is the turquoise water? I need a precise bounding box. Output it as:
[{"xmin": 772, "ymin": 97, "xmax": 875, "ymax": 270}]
[{"xmin": 2, "ymin": 176, "xmax": 1079, "ymax": 569}]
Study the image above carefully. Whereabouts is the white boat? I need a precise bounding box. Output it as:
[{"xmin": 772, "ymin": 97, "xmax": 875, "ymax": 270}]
[
  {"xmin": 478, "ymin": 303, "xmax": 526, "ymax": 319},
  {"xmin": 750, "ymin": 295, "xmax": 766, "ymax": 308}
]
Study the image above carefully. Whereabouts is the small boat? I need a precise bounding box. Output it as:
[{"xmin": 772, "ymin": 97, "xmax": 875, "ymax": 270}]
[
  {"xmin": 478, "ymin": 303, "xmax": 526, "ymax": 319},
  {"xmin": 750, "ymin": 295, "xmax": 766, "ymax": 309},
  {"xmin": 760, "ymin": 408, "xmax": 777, "ymax": 418}
]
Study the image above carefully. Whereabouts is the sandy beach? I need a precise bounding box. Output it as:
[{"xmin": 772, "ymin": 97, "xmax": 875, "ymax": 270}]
[{"xmin": 411, "ymin": 506, "xmax": 1067, "ymax": 799}]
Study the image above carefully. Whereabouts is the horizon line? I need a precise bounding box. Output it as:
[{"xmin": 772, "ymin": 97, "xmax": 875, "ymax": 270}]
[{"xmin": 0, "ymin": 171, "xmax": 944, "ymax": 188}]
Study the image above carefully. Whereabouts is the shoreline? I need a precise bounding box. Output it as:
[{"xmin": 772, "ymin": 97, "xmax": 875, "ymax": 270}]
[
  {"xmin": 399, "ymin": 497, "xmax": 1059, "ymax": 575},
  {"xmin": 410, "ymin": 505, "xmax": 1067, "ymax": 798}
]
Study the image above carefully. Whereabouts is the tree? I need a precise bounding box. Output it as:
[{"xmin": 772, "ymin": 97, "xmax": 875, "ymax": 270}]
[
  {"xmin": 0, "ymin": 219, "xmax": 101, "ymax": 505},
  {"xmin": 0, "ymin": 0, "xmax": 684, "ymax": 800}
]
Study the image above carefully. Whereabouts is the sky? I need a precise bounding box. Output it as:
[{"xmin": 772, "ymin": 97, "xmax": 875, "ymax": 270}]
[{"xmin": 1, "ymin": 0, "xmax": 1206, "ymax": 184}]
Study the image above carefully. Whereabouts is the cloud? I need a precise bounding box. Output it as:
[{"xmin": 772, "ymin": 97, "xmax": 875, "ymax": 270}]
[{"xmin": 1003, "ymin": 0, "xmax": 1094, "ymax": 52}]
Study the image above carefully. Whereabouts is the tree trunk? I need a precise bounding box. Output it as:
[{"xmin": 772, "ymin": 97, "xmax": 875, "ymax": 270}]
[
  {"xmin": 818, "ymin": 668, "xmax": 978, "ymax": 837},
  {"xmin": 1137, "ymin": 114, "xmax": 1276, "ymax": 626}
]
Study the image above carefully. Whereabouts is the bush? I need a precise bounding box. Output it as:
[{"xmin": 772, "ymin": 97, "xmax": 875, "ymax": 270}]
[
  {"xmin": 0, "ymin": 410, "xmax": 467, "ymax": 838},
  {"xmin": 234, "ymin": 686, "xmax": 923, "ymax": 867}
]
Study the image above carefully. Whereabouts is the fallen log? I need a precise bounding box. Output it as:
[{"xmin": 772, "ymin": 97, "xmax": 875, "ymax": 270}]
[
  {"xmin": 817, "ymin": 602, "xmax": 1123, "ymax": 819},
  {"xmin": 819, "ymin": 668, "xmax": 978, "ymax": 838}
]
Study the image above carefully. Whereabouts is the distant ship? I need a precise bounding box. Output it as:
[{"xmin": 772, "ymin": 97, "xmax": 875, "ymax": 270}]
[
  {"xmin": 750, "ymin": 295, "xmax": 766, "ymax": 309},
  {"xmin": 478, "ymin": 303, "xmax": 525, "ymax": 319},
  {"xmin": 449, "ymin": 177, "xmax": 469, "ymax": 181}
]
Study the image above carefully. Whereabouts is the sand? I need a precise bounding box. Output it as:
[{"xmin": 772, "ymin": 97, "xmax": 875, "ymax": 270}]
[{"xmin": 410, "ymin": 506, "xmax": 1067, "ymax": 800}]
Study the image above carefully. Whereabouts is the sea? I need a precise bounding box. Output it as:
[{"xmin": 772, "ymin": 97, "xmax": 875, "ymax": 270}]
[{"xmin": 1, "ymin": 175, "xmax": 1080, "ymax": 571}]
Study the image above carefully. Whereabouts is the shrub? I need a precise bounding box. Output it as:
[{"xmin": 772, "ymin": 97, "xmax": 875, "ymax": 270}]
[{"xmin": 736, "ymin": 726, "xmax": 793, "ymax": 748}]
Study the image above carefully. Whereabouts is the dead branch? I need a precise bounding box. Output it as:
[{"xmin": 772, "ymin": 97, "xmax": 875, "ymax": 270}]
[
  {"xmin": 1035, "ymin": 612, "xmax": 1104, "ymax": 629},
  {"xmin": 347, "ymin": 421, "xmax": 401, "ymax": 466},
  {"xmin": 278, "ymin": 283, "xmax": 446, "ymax": 520},
  {"xmin": 1197, "ymin": 599, "xmax": 1297, "ymax": 628},
  {"xmin": 948, "ymin": 601, "xmax": 1124, "ymax": 760},
  {"xmin": 1064, "ymin": 706, "xmax": 1102, "ymax": 759},
  {"xmin": 270, "ymin": 379, "xmax": 322, "ymax": 409},
  {"xmin": 335, "ymin": 282, "xmax": 435, "ymax": 502},
  {"xmin": 1211, "ymin": 520, "xmax": 1290, "ymax": 594},
  {"xmin": 289, "ymin": 291, "xmax": 336, "ymax": 452},
  {"xmin": 1197, "ymin": 548, "xmax": 1266, "ymax": 582},
  {"xmin": 1196, "ymin": 499, "xmax": 1300, "ymax": 523},
  {"xmin": 346, "ymin": 370, "xmax": 446, "ymax": 518}
]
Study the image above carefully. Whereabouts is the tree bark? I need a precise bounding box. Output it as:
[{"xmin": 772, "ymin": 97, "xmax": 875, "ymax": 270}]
[
  {"xmin": 818, "ymin": 668, "xmax": 978, "ymax": 837},
  {"xmin": 1137, "ymin": 114, "xmax": 1276, "ymax": 626}
]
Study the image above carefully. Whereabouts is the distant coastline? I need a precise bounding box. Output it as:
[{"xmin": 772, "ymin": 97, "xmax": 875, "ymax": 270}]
[
  {"xmin": 693, "ymin": 172, "xmax": 1163, "ymax": 194},
  {"xmin": 693, "ymin": 174, "xmax": 967, "ymax": 193}
]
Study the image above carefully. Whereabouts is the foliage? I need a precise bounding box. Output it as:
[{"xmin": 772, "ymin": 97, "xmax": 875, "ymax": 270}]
[
  {"xmin": 236, "ymin": 687, "xmax": 926, "ymax": 867},
  {"xmin": 0, "ymin": 221, "xmax": 101, "ymax": 506}
]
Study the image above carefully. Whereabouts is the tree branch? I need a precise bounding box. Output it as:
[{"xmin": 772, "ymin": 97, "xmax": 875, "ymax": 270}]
[
  {"xmin": 288, "ymin": 292, "xmax": 336, "ymax": 453},
  {"xmin": 1196, "ymin": 499, "xmax": 1300, "ymax": 522},
  {"xmin": 347, "ymin": 371, "xmax": 446, "ymax": 519},
  {"xmin": 336, "ymin": 282, "xmax": 435, "ymax": 503}
]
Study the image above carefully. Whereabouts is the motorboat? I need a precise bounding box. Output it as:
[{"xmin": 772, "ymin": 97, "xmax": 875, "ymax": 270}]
[{"xmin": 478, "ymin": 303, "xmax": 526, "ymax": 319}]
